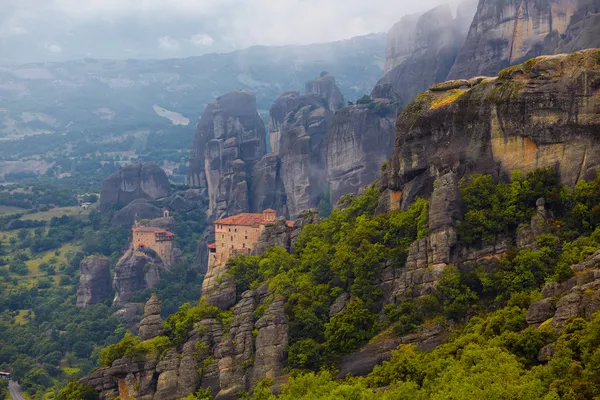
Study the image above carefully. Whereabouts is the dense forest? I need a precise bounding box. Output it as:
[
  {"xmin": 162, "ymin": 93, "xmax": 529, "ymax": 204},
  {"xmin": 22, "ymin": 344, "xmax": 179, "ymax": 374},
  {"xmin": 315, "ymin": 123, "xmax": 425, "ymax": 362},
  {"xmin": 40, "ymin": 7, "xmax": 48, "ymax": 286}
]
[
  {"xmin": 0, "ymin": 176, "xmax": 207, "ymax": 398},
  {"xmin": 58, "ymin": 168, "xmax": 600, "ymax": 399}
]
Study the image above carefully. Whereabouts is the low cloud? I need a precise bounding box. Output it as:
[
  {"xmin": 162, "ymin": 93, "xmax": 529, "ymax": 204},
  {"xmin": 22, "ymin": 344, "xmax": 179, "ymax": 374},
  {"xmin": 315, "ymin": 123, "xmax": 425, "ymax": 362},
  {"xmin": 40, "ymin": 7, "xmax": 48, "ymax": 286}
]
[
  {"xmin": 158, "ymin": 36, "xmax": 180, "ymax": 51},
  {"xmin": 190, "ymin": 33, "xmax": 214, "ymax": 47},
  {"xmin": 45, "ymin": 43, "xmax": 62, "ymax": 53}
]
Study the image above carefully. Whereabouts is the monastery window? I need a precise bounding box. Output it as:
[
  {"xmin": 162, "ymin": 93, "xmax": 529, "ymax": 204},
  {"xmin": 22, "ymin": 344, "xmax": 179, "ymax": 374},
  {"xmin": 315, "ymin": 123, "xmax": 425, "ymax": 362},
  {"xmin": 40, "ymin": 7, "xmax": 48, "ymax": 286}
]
[
  {"xmin": 231, "ymin": 245, "xmax": 234, "ymax": 249},
  {"xmin": 229, "ymin": 228, "xmax": 231, "ymax": 232},
  {"xmin": 231, "ymin": 236, "xmax": 233, "ymax": 241},
  {"xmin": 243, "ymin": 243, "xmax": 246, "ymax": 248},
  {"xmin": 245, "ymin": 236, "xmax": 248, "ymax": 240},
  {"xmin": 235, "ymin": 228, "xmax": 237, "ymax": 233}
]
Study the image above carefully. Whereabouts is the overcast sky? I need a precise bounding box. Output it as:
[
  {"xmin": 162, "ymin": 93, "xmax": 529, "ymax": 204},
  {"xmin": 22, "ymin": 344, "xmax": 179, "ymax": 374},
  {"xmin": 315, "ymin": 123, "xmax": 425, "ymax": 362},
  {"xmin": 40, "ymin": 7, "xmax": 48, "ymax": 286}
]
[{"xmin": 0, "ymin": 0, "xmax": 460, "ymax": 64}]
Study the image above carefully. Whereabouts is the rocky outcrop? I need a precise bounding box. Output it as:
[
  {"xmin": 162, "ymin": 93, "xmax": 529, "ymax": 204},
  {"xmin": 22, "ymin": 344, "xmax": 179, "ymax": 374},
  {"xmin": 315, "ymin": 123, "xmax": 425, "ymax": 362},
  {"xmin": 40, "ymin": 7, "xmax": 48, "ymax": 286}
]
[
  {"xmin": 325, "ymin": 103, "xmax": 396, "ymax": 204},
  {"xmin": 113, "ymin": 248, "xmax": 169, "ymax": 305},
  {"xmin": 76, "ymin": 256, "xmax": 112, "ymax": 309},
  {"xmin": 202, "ymin": 261, "xmax": 237, "ymax": 310},
  {"xmin": 382, "ymin": 49, "xmax": 600, "ymax": 215},
  {"xmin": 215, "ymin": 291, "xmax": 257, "ymax": 399},
  {"xmin": 80, "ymin": 358, "xmax": 158, "ymax": 400},
  {"xmin": 337, "ymin": 322, "xmax": 449, "ymax": 379},
  {"xmin": 138, "ymin": 293, "xmax": 165, "ymax": 341},
  {"xmin": 447, "ymin": 0, "xmax": 600, "ymax": 79},
  {"xmin": 305, "ymin": 72, "xmax": 345, "ymax": 112},
  {"xmin": 111, "ymin": 198, "xmax": 164, "ymax": 227},
  {"xmin": 99, "ymin": 163, "xmax": 170, "ymax": 213},
  {"xmin": 380, "ymin": 50, "xmax": 600, "ymax": 302},
  {"xmin": 290, "ymin": 208, "xmax": 321, "ymax": 252},
  {"xmin": 527, "ymin": 250, "xmax": 600, "ymax": 328},
  {"xmin": 251, "ymin": 299, "xmax": 288, "ymax": 384},
  {"xmin": 381, "ymin": 172, "xmax": 462, "ymax": 302},
  {"xmin": 253, "ymin": 218, "xmax": 293, "ymax": 255},
  {"xmin": 516, "ymin": 198, "xmax": 555, "ymax": 249},
  {"xmin": 375, "ymin": 4, "xmax": 470, "ymax": 105},
  {"xmin": 82, "ymin": 284, "xmax": 290, "ymax": 400},
  {"xmin": 187, "ymin": 90, "xmax": 266, "ymax": 219},
  {"xmin": 165, "ymin": 189, "xmax": 205, "ymax": 212}
]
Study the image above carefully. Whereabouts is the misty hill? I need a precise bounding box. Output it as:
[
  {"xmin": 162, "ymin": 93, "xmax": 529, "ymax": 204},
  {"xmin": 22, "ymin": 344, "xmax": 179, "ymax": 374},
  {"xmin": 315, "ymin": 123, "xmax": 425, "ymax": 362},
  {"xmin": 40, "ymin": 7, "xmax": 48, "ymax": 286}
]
[{"xmin": 0, "ymin": 34, "xmax": 385, "ymax": 161}]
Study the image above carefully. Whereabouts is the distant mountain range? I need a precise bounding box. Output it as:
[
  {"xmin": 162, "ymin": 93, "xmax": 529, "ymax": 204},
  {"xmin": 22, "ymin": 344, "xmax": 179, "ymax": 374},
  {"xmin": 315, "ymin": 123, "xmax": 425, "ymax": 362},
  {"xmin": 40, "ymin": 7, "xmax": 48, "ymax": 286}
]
[{"xmin": 0, "ymin": 34, "xmax": 384, "ymax": 151}]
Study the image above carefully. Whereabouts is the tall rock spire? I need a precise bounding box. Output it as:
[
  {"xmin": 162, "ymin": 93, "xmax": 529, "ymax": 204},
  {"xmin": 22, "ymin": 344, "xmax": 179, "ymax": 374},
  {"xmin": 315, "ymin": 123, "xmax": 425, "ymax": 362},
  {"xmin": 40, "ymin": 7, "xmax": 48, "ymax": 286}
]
[{"xmin": 139, "ymin": 293, "xmax": 165, "ymax": 341}]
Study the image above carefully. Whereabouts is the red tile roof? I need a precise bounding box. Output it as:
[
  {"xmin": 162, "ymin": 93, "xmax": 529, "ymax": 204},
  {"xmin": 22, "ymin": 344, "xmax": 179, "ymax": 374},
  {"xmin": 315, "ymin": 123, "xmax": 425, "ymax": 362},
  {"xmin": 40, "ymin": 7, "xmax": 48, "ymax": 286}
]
[
  {"xmin": 208, "ymin": 243, "xmax": 216, "ymax": 249},
  {"xmin": 215, "ymin": 213, "xmax": 268, "ymax": 227},
  {"xmin": 214, "ymin": 213, "xmax": 295, "ymax": 229}
]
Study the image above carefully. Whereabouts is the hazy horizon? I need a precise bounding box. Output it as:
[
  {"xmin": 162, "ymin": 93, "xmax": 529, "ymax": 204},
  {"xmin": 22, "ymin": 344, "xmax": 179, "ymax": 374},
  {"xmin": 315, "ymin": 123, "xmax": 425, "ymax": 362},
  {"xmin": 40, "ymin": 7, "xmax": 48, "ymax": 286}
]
[{"xmin": 0, "ymin": 0, "xmax": 464, "ymax": 64}]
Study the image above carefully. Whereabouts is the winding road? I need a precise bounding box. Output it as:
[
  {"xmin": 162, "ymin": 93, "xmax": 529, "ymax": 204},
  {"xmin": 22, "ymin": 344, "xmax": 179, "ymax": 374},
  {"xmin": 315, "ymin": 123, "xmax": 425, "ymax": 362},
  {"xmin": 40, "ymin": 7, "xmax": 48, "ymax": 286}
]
[{"xmin": 8, "ymin": 381, "xmax": 25, "ymax": 400}]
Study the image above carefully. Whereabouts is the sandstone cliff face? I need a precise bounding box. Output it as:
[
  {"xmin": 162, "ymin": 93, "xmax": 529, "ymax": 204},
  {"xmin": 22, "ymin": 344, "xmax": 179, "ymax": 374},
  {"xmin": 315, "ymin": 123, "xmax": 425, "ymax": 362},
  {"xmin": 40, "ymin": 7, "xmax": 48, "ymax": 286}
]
[
  {"xmin": 99, "ymin": 163, "xmax": 170, "ymax": 213},
  {"xmin": 187, "ymin": 90, "xmax": 267, "ymax": 219},
  {"xmin": 383, "ymin": 49, "xmax": 600, "ymax": 214},
  {"xmin": 375, "ymin": 4, "xmax": 469, "ymax": 105},
  {"xmin": 279, "ymin": 94, "xmax": 333, "ymax": 218},
  {"xmin": 269, "ymin": 91, "xmax": 300, "ymax": 156},
  {"xmin": 384, "ymin": 12, "xmax": 421, "ymax": 75},
  {"xmin": 76, "ymin": 256, "xmax": 112, "ymax": 309},
  {"xmin": 325, "ymin": 104, "xmax": 396, "ymax": 204},
  {"xmin": 448, "ymin": 0, "xmax": 583, "ymax": 79},
  {"xmin": 552, "ymin": 0, "xmax": 600, "ymax": 57},
  {"xmin": 250, "ymin": 153, "xmax": 288, "ymax": 217},
  {"xmin": 377, "ymin": 48, "xmax": 600, "ymax": 316},
  {"xmin": 272, "ymin": 74, "xmax": 344, "ymax": 218}
]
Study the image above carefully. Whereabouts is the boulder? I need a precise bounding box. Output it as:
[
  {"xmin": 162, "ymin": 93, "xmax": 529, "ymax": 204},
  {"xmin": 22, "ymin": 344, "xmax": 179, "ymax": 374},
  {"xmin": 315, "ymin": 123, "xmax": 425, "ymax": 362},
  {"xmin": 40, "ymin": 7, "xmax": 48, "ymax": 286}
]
[
  {"xmin": 325, "ymin": 103, "xmax": 396, "ymax": 204},
  {"xmin": 76, "ymin": 256, "xmax": 112, "ymax": 309}
]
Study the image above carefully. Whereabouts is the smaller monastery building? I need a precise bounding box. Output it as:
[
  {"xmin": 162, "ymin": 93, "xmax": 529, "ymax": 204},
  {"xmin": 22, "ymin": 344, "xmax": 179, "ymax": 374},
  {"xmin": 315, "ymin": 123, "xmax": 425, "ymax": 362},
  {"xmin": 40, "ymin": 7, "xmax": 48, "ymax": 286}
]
[
  {"xmin": 131, "ymin": 211, "xmax": 175, "ymax": 266},
  {"xmin": 209, "ymin": 209, "xmax": 293, "ymax": 266}
]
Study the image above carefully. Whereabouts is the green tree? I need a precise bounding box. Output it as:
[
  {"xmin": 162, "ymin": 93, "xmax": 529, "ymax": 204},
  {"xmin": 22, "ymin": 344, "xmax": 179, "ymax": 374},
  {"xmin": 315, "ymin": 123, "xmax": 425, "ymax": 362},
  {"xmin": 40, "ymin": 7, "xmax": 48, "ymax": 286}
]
[
  {"xmin": 56, "ymin": 381, "xmax": 99, "ymax": 400},
  {"xmin": 324, "ymin": 298, "xmax": 378, "ymax": 357}
]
